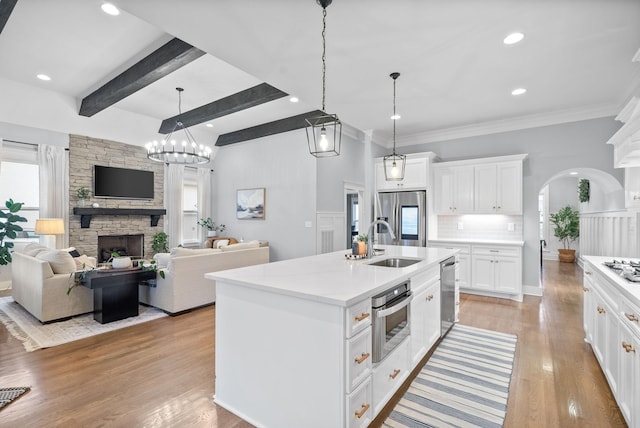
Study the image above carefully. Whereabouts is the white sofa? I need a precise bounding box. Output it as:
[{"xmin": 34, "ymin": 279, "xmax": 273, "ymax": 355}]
[
  {"xmin": 138, "ymin": 241, "xmax": 269, "ymax": 315},
  {"xmin": 11, "ymin": 247, "xmax": 95, "ymax": 323}
]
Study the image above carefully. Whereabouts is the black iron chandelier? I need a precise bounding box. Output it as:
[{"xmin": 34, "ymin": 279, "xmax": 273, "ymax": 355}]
[
  {"xmin": 383, "ymin": 72, "xmax": 406, "ymax": 181},
  {"xmin": 146, "ymin": 87, "xmax": 212, "ymax": 165},
  {"xmin": 305, "ymin": 0, "xmax": 341, "ymax": 158}
]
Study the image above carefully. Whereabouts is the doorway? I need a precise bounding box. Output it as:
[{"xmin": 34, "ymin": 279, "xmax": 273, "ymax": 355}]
[{"xmin": 345, "ymin": 184, "xmax": 364, "ymax": 249}]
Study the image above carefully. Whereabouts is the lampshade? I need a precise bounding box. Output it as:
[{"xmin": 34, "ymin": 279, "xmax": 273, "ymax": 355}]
[
  {"xmin": 35, "ymin": 218, "xmax": 65, "ymax": 235},
  {"xmin": 146, "ymin": 88, "xmax": 212, "ymax": 165}
]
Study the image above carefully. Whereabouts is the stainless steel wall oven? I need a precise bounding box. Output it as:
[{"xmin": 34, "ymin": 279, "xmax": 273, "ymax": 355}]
[{"xmin": 371, "ymin": 281, "xmax": 412, "ymax": 364}]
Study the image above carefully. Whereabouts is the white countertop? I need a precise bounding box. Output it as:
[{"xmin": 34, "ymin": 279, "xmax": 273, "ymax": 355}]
[
  {"xmin": 206, "ymin": 245, "xmax": 457, "ymax": 307},
  {"xmin": 583, "ymin": 256, "xmax": 640, "ymax": 306},
  {"xmin": 429, "ymin": 238, "xmax": 525, "ymax": 246}
]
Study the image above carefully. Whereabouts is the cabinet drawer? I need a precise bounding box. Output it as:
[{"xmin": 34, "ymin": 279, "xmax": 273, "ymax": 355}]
[
  {"xmin": 372, "ymin": 338, "xmax": 409, "ymax": 414},
  {"xmin": 346, "ymin": 328, "xmax": 372, "ymax": 393},
  {"xmin": 620, "ymin": 298, "xmax": 640, "ymax": 337},
  {"xmin": 429, "ymin": 242, "xmax": 470, "ymax": 255},
  {"xmin": 346, "ymin": 376, "xmax": 372, "ymax": 428},
  {"xmin": 346, "ymin": 299, "xmax": 372, "ymax": 338},
  {"xmin": 471, "ymin": 245, "xmax": 519, "ymax": 257}
]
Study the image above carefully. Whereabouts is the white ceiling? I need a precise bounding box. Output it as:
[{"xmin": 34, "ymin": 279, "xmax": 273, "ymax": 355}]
[{"xmin": 1, "ymin": 0, "xmax": 639, "ymax": 149}]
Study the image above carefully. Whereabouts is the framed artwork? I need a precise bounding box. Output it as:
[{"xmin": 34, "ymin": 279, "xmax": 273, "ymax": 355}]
[{"xmin": 237, "ymin": 188, "xmax": 266, "ymax": 220}]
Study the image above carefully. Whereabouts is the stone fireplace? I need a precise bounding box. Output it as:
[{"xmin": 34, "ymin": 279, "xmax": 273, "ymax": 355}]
[{"xmin": 97, "ymin": 234, "xmax": 144, "ymax": 263}]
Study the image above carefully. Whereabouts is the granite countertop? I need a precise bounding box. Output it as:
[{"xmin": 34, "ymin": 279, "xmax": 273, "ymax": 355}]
[
  {"xmin": 206, "ymin": 245, "xmax": 457, "ymax": 307},
  {"xmin": 429, "ymin": 238, "xmax": 525, "ymax": 246}
]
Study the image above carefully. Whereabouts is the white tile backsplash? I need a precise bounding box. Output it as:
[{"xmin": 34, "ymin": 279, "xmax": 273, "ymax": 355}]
[{"xmin": 437, "ymin": 215, "xmax": 523, "ymax": 241}]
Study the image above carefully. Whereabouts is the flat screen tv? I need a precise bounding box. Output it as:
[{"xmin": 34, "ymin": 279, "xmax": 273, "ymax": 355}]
[{"xmin": 94, "ymin": 165, "xmax": 154, "ymax": 199}]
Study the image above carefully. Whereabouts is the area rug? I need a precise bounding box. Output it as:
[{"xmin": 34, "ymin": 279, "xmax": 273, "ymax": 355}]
[
  {"xmin": 0, "ymin": 296, "xmax": 167, "ymax": 352},
  {"xmin": 383, "ymin": 324, "xmax": 517, "ymax": 428},
  {"xmin": 0, "ymin": 387, "xmax": 30, "ymax": 410}
]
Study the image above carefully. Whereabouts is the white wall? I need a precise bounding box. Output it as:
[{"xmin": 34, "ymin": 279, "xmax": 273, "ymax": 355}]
[
  {"xmin": 547, "ymin": 177, "xmax": 580, "ymax": 256},
  {"xmin": 211, "ymin": 130, "xmax": 318, "ymax": 262}
]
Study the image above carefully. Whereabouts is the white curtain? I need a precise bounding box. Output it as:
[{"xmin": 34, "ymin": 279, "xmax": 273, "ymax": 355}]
[
  {"xmin": 165, "ymin": 164, "xmax": 184, "ymax": 249},
  {"xmin": 197, "ymin": 168, "xmax": 213, "ymax": 243},
  {"xmin": 38, "ymin": 145, "xmax": 69, "ymax": 248}
]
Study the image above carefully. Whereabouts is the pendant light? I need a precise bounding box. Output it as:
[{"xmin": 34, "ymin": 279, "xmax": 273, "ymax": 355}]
[
  {"xmin": 146, "ymin": 87, "xmax": 212, "ymax": 165},
  {"xmin": 384, "ymin": 72, "xmax": 406, "ymax": 181},
  {"xmin": 305, "ymin": 0, "xmax": 341, "ymax": 158}
]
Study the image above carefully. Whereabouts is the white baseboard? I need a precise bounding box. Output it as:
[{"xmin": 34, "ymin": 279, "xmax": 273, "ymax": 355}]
[{"xmin": 523, "ymin": 284, "xmax": 543, "ymax": 297}]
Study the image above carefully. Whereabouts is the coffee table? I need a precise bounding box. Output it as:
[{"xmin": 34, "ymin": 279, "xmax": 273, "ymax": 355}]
[{"xmin": 80, "ymin": 267, "xmax": 156, "ymax": 324}]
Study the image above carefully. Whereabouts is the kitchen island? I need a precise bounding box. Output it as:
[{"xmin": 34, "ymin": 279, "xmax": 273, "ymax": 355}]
[{"xmin": 206, "ymin": 245, "xmax": 457, "ymax": 428}]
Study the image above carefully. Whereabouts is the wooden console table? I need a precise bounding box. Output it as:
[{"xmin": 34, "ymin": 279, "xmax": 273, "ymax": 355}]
[{"xmin": 80, "ymin": 268, "xmax": 156, "ymax": 323}]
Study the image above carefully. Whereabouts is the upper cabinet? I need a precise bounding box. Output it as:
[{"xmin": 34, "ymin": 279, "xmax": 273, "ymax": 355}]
[
  {"xmin": 375, "ymin": 152, "xmax": 436, "ymax": 191},
  {"xmin": 433, "ymin": 155, "xmax": 527, "ymax": 215},
  {"xmin": 607, "ymin": 97, "xmax": 640, "ymax": 168}
]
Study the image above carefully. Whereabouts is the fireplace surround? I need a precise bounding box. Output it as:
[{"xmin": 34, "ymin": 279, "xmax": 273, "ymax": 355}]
[{"xmin": 97, "ymin": 234, "xmax": 144, "ymax": 263}]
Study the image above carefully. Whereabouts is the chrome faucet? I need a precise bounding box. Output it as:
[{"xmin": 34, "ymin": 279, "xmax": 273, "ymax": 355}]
[{"xmin": 366, "ymin": 219, "xmax": 396, "ymax": 258}]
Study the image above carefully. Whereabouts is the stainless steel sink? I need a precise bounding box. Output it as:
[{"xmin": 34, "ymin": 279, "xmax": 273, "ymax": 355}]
[{"xmin": 368, "ymin": 257, "xmax": 422, "ymax": 268}]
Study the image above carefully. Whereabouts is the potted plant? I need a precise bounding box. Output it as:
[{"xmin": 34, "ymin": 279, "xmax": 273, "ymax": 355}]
[
  {"xmin": 0, "ymin": 199, "xmax": 27, "ymax": 266},
  {"xmin": 141, "ymin": 259, "xmax": 165, "ymax": 287},
  {"xmin": 197, "ymin": 217, "xmax": 226, "ymax": 237},
  {"xmin": 549, "ymin": 205, "xmax": 580, "ymax": 263},
  {"xmin": 109, "ymin": 251, "xmax": 132, "ymax": 269},
  {"xmin": 76, "ymin": 186, "xmax": 90, "ymax": 207},
  {"xmin": 152, "ymin": 232, "xmax": 169, "ymax": 254},
  {"xmin": 578, "ymin": 179, "xmax": 590, "ymax": 203},
  {"xmin": 355, "ymin": 234, "xmax": 368, "ymax": 256}
]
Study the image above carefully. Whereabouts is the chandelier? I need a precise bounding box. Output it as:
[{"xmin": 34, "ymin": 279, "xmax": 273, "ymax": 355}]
[
  {"xmin": 383, "ymin": 72, "xmax": 406, "ymax": 181},
  {"xmin": 305, "ymin": 0, "xmax": 341, "ymax": 158},
  {"xmin": 146, "ymin": 87, "xmax": 212, "ymax": 165}
]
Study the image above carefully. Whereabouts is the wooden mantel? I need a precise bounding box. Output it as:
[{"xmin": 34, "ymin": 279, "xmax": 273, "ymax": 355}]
[{"xmin": 73, "ymin": 208, "xmax": 166, "ymax": 228}]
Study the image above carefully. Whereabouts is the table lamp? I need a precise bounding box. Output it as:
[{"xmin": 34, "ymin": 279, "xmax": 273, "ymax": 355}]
[{"xmin": 35, "ymin": 218, "xmax": 65, "ymax": 248}]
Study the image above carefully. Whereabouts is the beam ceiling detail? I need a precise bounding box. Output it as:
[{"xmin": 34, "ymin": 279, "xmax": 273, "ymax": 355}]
[
  {"xmin": 0, "ymin": 0, "xmax": 18, "ymax": 35},
  {"xmin": 79, "ymin": 38, "xmax": 205, "ymax": 117}
]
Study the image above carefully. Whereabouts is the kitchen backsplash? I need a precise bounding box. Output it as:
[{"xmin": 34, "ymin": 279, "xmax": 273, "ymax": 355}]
[{"xmin": 436, "ymin": 215, "xmax": 523, "ymax": 241}]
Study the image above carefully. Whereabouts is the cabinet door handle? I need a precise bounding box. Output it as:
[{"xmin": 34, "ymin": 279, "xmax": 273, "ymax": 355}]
[
  {"xmin": 354, "ymin": 312, "xmax": 370, "ymax": 322},
  {"xmin": 625, "ymin": 313, "xmax": 639, "ymax": 322},
  {"xmin": 583, "ymin": 287, "xmax": 590, "ymax": 292},
  {"xmin": 622, "ymin": 341, "xmax": 636, "ymax": 353},
  {"xmin": 354, "ymin": 352, "xmax": 370, "ymax": 364},
  {"xmin": 426, "ymin": 294, "xmax": 434, "ymax": 301},
  {"xmin": 597, "ymin": 306, "xmax": 606, "ymax": 314},
  {"xmin": 585, "ymin": 271, "xmax": 592, "ymax": 275},
  {"xmin": 354, "ymin": 403, "xmax": 370, "ymax": 419},
  {"xmin": 389, "ymin": 369, "xmax": 401, "ymax": 379}
]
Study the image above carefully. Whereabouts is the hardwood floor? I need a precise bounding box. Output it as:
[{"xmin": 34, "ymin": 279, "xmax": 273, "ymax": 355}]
[{"xmin": 0, "ymin": 261, "xmax": 626, "ymax": 427}]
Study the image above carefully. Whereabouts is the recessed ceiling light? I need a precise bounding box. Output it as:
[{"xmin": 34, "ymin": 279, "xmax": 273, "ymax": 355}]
[
  {"xmin": 289, "ymin": 96, "xmax": 299, "ymax": 103},
  {"xmin": 503, "ymin": 32, "xmax": 524, "ymax": 45},
  {"xmin": 511, "ymin": 88, "xmax": 527, "ymax": 96},
  {"xmin": 36, "ymin": 74, "xmax": 51, "ymax": 81},
  {"xmin": 205, "ymin": 123, "xmax": 213, "ymax": 128},
  {"xmin": 569, "ymin": 171, "xmax": 578, "ymax": 175},
  {"xmin": 390, "ymin": 114, "xmax": 401, "ymax": 120},
  {"xmin": 101, "ymin": 3, "xmax": 120, "ymax": 16}
]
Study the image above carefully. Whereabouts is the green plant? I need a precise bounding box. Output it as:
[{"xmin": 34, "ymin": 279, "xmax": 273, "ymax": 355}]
[
  {"xmin": 68, "ymin": 263, "xmax": 94, "ymax": 295},
  {"xmin": 76, "ymin": 186, "xmax": 90, "ymax": 200},
  {"xmin": 152, "ymin": 232, "xmax": 169, "ymax": 254},
  {"xmin": 197, "ymin": 217, "xmax": 226, "ymax": 233},
  {"xmin": 356, "ymin": 234, "xmax": 368, "ymax": 244},
  {"xmin": 143, "ymin": 259, "xmax": 165, "ymax": 279},
  {"xmin": 578, "ymin": 179, "xmax": 590, "ymax": 203},
  {"xmin": 549, "ymin": 205, "xmax": 579, "ymax": 250},
  {"xmin": 0, "ymin": 199, "xmax": 27, "ymax": 265}
]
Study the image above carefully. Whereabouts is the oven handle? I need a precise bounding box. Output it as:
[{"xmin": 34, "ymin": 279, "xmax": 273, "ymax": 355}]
[{"xmin": 376, "ymin": 293, "xmax": 413, "ymax": 318}]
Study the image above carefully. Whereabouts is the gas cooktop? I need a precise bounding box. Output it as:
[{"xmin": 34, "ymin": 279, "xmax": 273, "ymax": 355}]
[{"xmin": 603, "ymin": 260, "xmax": 640, "ymax": 283}]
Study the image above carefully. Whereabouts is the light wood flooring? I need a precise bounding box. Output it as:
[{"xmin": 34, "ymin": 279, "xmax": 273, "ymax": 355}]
[{"xmin": 0, "ymin": 261, "xmax": 627, "ymax": 427}]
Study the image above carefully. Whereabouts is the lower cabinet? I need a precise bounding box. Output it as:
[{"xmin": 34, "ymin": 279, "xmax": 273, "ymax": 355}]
[
  {"xmin": 410, "ymin": 277, "xmax": 441, "ymax": 366},
  {"xmin": 372, "ymin": 338, "xmax": 410, "ymax": 415},
  {"xmin": 470, "ymin": 245, "xmax": 522, "ymax": 297},
  {"xmin": 346, "ymin": 377, "xmax": 372, "ymax": 428},
  {"xmin": 618, "ymin": 321, "xmax": 639, "ymax": 426}
]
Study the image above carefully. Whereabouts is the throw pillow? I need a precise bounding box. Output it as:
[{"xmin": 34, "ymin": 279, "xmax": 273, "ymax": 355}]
[
  {"xmin": 22, "ymin": 243, "xmax": 49, "ymax": 257},
  {"xmin": 215, "ymin": 239, "xmax": 230, "ymax": 249},
  {"xmin": 74, "ymin": 254, "xmax": 97, "ymax": 270},
  {"xmin": 220, "ymin": 240, "xmax": 260, "ymax": 252},
  {"xmin": 68, "ymin": 249, "xmax": 81, "ymax": 257},
  {"xmin": 36, "ymin": 250, "xmax": 77, "ymax": 274},
  {"xmin": 153, "ymin": 253, "xmax": 171, "ymax": 268}
]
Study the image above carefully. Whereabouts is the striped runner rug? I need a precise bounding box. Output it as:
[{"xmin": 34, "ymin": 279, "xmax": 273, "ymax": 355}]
[{"xmin": 383, "ymin": 324, "xmax": 517, "ymax": 428}]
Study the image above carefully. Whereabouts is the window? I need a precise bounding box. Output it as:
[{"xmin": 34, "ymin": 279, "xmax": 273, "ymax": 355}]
[
  {"xmin": 0, "ymin": 160, "xmax": 40, "ymax": 240},
  {"xmin": 182, "ymin": 168, "xmax": 199, "ymax": 244}
]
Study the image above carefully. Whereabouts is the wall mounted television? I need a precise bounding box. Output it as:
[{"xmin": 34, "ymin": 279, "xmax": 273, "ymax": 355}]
[{"xmin": 94, "ymin": 165, "xmax": 154, "ymax": 200}]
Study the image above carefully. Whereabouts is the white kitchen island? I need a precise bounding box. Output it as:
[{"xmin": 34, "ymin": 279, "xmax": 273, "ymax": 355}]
[{"xmin": 206, "ymin": 245, "xmax": 457, "ymax": 428}]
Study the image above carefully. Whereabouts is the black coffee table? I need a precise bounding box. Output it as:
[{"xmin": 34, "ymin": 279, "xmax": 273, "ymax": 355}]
[{"xmin": 80, "ymin": 268, "xmax": 156, "ymax": 324}]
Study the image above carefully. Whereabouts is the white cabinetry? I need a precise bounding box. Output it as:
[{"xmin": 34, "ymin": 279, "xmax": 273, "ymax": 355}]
[
  {"xmin": 624, "ymin": 167, "xmax": 640, "ymax": 209},
  {"xmin": 583, "ymin": 258, "xmax": 640, "ymax": 428},
  {"xmin": 345, "ymin": 299, "xmax": 373, "ymax": 427},
  {"xmin": 428, "ymin": 242, "xmax": 470, "ymax": 289},
  {"xmin": 410, "ymin": 267, "xmax": 441, "ymax": 366},
  {"xmin": 474, "ymin": 162, "xmax": 522, "ymax": 214},
  {"xmin": 375, "ymin": 154, "xmax": 432, "ymax": 191},
  {"xmin": 433, "ymin": 165, "xmax": 474, "ymax": 214},
  {"xmin": 471, "ymin": 245, "xmax": 521, "ymax": 296}
]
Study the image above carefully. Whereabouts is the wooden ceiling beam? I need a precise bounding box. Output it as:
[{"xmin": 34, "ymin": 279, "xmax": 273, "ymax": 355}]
[
  {"xmin": 158, "ymin": 83, "xmax": 288, "ymax": 133},
  {"xmin": 215, "ymin": 110, "xmax": 331, "ymax": 146},
  {"xmin": 79, "ymin": 38, "xmax": 204, "ymax": 117},
  {"xmin": 0, "ymin": 0, "xmax": 18, "ymax": 34}
]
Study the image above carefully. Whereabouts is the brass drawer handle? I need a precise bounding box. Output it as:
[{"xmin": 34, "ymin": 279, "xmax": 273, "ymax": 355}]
[
  {"xmin": 389, "ymin": 369, "xmax": 401, "ymax": 379},
  {"xmin": 426, "ymin": 295, "xmax": 434, "ymax": 301},
  {"xmin": 622, "ymin": 341, "xmax": 636, "ymax": 353},
  {"xmin": 583, "ymin": 287, "xmax": 590, "ymax": 292},
  {"xmin": 597, "ymin": 306, "xmax": 606, "ymax": 314},
  {"xmin": 354, "ymin": 403, "xmax": 370, "ymax": 419},
  {"xmin": 585, "ymin": 271, "xmax": 592, "ymax": 275},
  {"xmin": 354, "ymin": 352, "xmax": 370, "ymax": 364},
  {"xmin": 354, "ymin": 312, "xmax": 370, "ymax": 322},
  {"xmin": 625, "ymin": 313, "xmax": 639, "ymax": 322}
]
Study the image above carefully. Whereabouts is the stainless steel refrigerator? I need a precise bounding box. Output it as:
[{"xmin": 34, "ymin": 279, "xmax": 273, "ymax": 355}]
[{"xmin": 375, "ymin": 191, "xmax": 427, "ymax": 246}]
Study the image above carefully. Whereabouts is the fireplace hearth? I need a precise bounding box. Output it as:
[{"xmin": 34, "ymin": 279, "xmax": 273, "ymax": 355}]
[{"xmin": 97, "ymin": 234, "xmax": 144, "ymax": 263}]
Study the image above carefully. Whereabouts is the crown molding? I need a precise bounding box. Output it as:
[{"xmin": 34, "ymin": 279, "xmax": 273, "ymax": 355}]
[{"xmin": 393, "ymin": 104, "xmax": 621, "ymax": 147}]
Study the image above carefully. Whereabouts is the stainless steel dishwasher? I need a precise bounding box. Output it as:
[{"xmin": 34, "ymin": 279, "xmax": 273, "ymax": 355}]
[{"xmin": 440, "ymin": 256, "xmax": 456, "ymax": 336}]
